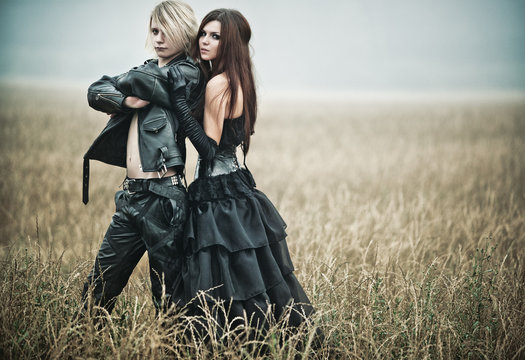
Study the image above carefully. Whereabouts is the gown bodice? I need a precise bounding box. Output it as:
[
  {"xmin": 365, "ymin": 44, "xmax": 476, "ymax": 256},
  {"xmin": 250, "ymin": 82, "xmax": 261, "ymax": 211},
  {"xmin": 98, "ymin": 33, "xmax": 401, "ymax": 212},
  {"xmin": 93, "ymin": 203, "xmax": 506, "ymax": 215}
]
[
  {"xmin": 175, "ymin": 113, "xmax": 314, "ymax": 334},
  {"xmin": 194, "ymin": 116, "xmax": 245, "ymax": 180}
]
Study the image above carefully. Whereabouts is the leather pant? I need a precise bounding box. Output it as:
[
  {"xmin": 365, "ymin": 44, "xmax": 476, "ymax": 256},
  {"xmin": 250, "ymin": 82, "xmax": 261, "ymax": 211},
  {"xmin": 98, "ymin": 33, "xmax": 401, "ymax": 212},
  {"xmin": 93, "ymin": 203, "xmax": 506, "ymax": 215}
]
[{"xmin": 82, "ymin": 183, "xmax": 187, "ymax": 314}]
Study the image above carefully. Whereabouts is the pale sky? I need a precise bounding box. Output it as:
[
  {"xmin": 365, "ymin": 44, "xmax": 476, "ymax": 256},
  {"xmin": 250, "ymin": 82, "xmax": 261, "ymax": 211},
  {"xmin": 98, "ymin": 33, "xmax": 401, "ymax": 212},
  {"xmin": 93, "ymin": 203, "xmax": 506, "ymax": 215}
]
[{"xmin": 1, "ymin": 0, "xmax": 524, "ymax": 93}]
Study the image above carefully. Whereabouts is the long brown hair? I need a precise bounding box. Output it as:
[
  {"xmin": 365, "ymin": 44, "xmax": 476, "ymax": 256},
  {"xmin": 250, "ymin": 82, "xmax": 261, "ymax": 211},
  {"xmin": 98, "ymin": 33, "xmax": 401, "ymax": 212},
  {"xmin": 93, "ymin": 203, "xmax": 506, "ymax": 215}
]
[{"xmin": 191, "ymin": 9, "xmax": 257, "ymax": 155}]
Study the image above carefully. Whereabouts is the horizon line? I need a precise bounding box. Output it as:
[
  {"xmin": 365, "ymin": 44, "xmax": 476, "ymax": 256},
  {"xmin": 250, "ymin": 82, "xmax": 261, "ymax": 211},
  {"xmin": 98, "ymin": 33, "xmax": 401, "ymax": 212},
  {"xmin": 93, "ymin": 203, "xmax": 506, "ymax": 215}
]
[{"xmin": 1, "ymin": 77, "xmax": 524, "ymax": 102}]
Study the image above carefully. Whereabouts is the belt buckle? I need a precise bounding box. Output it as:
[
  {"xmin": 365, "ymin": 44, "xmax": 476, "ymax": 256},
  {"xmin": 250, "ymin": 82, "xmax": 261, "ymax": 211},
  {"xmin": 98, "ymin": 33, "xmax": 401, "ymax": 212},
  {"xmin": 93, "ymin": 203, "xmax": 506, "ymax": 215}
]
[
  {"xmin": 157, "ymin": 164, "xmax": 168, "ymax": 179},
  {"xmin": 171, "ymin": 175, "xmax": 180, "ymax": 186},
  {"xmin": 123, "ymin": 179, "xmax": 137, "ymax": 195}
]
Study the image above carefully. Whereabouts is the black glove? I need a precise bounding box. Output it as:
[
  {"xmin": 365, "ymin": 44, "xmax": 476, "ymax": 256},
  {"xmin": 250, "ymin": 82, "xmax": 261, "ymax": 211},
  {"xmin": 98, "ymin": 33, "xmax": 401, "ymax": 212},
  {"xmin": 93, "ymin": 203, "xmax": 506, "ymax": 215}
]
[{"xmin": 168, "ymin": 66, "xmax": 218, "ymax": 160}]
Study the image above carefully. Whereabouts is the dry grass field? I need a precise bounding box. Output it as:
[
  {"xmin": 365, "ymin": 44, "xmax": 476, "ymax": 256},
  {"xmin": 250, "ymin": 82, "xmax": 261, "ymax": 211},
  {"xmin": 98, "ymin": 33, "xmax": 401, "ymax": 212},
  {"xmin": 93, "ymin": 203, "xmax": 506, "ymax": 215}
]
[{"xmin": 0, "ymin": 83, "xmax": 524, "ymax": 359}]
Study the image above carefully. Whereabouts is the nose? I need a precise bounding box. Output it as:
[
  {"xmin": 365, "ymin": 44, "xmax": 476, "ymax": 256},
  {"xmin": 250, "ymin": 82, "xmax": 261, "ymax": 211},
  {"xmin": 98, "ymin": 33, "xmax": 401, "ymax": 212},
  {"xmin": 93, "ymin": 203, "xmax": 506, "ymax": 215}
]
[
  {"xmin": 154, "ymin": 32, "xmax": 164, "ymax": 44},
  {"xmin": 201, "ymin": 35, "xmax": 209, "ymax": 45}
]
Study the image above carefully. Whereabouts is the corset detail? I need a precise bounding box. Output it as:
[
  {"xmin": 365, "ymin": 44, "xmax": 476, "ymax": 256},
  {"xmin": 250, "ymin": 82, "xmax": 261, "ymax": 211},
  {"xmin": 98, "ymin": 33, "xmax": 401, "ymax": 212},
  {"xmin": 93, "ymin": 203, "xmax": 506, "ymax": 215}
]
[{"xmin": 194, "ymin": 146, "xmax": 240, "ymax": 179}]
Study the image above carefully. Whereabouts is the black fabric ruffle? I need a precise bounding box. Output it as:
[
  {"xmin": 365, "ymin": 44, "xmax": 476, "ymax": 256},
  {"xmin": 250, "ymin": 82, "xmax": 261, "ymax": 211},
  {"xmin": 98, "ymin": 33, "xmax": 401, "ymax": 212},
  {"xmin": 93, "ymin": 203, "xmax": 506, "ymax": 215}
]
[
  {"xmin": 184, "ymin": 272, "xmax": 314, "ymax": 334},
  {"xmin": 188, "ymin": 168, "xmax": 257, "ymax": 203},
  {"xmin": 173, "ymin": 168, "xmax": 313, "ymax": 328},
  {"xmin": 182, "ymin": 238, "xmax": 294, "ymax": 301}
]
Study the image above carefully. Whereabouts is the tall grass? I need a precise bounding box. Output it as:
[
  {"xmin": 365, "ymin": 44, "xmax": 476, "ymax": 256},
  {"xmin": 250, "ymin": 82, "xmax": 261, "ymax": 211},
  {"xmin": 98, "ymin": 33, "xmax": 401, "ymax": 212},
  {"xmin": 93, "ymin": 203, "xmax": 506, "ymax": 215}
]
[{"xmin": 0, "ymin": 84, "xmax": 524, "ymax": 358}]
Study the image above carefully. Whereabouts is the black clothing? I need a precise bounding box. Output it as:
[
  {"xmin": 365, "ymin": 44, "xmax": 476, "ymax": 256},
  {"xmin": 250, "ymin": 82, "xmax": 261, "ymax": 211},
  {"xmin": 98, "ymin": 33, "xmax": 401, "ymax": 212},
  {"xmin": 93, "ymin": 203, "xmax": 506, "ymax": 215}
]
[
  {"xmin": 81, "ymin": 55, "xmax": 204, "ymax": 314},
  {"xmin": 83, "ymin": 54, "xmax": 205, "ymax": 204},
  {"xmin": 173, "ymin": 117, "xmax": 314, "ymax": 329},
  {"xmin": 82, "ymin": 181, "xmax": 187, "ymax": 313},
  {"xmin": 168, "ymin": 66, "xmax": 219, "ymax": 161}
]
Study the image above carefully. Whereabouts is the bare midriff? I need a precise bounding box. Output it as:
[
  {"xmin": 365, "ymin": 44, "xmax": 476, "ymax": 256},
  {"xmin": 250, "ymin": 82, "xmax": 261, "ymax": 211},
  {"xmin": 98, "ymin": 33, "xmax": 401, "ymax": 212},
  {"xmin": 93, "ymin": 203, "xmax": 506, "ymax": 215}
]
[{"xmin": 126, "ymin": 112, "xmax": 177, "ymax": 179}]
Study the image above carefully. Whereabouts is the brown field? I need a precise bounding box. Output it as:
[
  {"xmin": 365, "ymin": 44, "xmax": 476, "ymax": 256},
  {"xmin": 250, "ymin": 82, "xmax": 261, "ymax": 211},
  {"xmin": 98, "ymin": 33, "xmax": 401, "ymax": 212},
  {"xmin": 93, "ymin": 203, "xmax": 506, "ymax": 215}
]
[{"xmin": 0, "ymin": 83, "xmax": 524, "ymax": 359}]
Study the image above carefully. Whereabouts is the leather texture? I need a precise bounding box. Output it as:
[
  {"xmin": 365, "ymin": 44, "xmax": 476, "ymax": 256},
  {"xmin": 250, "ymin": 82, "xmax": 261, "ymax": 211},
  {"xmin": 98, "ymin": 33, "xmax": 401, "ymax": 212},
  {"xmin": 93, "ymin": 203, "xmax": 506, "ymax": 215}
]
[
  {"xmin": 82, "ymin": 54, "xmax": 205, "ymax": 203},
  {"xmin": 168, "ymin": 66, "xmax": 219, "ymax": 161},
  {"xmin": 82, "ymin": 186, "xmax": 188, "ymax": 313},
  {"xmin": 194, "ymin": 147, "xmax": 240, "ymax": 179}
]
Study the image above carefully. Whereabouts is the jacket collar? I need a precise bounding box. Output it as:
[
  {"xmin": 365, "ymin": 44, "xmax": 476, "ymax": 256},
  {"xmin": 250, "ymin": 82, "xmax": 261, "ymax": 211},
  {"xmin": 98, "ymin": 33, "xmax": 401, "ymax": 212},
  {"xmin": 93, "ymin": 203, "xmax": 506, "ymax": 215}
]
[{"xmin": 151, "ymin": 53, "xmax": 187, "ymax": 67}]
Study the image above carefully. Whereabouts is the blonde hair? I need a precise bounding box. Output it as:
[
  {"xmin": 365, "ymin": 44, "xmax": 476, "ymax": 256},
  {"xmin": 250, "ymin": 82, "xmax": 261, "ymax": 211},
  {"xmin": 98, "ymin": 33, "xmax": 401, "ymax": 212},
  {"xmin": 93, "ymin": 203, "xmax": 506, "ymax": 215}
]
[{"xmin": 146, "ymin": 1, "xmax": 198, "ymax": 56}]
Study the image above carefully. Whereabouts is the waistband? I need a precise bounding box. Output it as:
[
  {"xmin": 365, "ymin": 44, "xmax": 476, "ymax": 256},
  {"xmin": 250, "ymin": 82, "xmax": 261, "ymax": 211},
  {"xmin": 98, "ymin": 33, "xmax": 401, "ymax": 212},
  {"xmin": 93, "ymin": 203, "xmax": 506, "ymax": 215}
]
[
  {"xmin": 123, "ymin": 174, "xmax": 185, "ymax": 195},
  {"xmin": 82, "ymin": 157, "xmax": 185, "ymax": 204}
]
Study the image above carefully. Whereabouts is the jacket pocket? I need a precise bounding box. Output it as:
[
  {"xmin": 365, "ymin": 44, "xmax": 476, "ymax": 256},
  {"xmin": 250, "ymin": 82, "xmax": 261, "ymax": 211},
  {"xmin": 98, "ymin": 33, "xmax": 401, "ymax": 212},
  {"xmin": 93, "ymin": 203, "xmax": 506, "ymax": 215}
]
[{"xmin": 143, "ymin": 116, "xmax": 167, "ymax": 133}]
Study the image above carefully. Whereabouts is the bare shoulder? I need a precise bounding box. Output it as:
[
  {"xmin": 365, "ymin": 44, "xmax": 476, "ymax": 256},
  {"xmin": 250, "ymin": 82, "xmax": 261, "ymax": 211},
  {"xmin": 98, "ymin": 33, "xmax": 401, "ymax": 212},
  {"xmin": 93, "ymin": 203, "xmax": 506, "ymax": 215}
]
[
  {"xmin": 204, "ymin": 73, "xmax": 228, "ymax": 127},
  {"xmin": 206, "ymin": 73, "xmax": 229, "ymax": 96}
]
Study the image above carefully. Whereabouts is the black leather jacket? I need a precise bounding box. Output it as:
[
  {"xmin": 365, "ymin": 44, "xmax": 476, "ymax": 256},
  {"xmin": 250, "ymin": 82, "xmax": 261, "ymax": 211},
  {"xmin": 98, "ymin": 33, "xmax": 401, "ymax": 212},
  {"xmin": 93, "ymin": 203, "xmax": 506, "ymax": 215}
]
[{"xmin": 82, "ymin": 54, "xmax": 205, "ymax": 204}]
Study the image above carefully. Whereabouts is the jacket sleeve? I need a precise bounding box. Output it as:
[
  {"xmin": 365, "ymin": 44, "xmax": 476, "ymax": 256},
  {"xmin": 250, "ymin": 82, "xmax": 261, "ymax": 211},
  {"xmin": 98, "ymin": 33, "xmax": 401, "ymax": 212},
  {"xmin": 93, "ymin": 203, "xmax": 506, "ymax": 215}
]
[
  {"xmin": 116, "ymin": 60, "xmax": 205, "ymax": 110},
  {"xmin": 87, "ymin": 74, "xmax": 129, "ymax": 114},
  {"xmin": 116, "ymin": 61, "xmax": 171, "ymax": 108}
]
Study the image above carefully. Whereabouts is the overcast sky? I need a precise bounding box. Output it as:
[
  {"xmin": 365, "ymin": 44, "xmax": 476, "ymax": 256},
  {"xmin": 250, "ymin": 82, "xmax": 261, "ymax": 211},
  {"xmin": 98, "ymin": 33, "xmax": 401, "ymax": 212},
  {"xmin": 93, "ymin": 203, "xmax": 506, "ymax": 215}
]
[{"xmin": 1, "ymin": 0, "xmax": 524, "ymax": 93}]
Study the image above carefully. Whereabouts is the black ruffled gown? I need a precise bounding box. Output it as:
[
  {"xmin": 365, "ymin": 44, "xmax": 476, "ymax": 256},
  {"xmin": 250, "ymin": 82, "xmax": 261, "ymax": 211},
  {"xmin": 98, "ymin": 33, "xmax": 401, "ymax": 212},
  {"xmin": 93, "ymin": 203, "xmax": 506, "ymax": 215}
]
[{"xmin": 174, "ymin": 116, "xmax": 313, "ymax": 331}]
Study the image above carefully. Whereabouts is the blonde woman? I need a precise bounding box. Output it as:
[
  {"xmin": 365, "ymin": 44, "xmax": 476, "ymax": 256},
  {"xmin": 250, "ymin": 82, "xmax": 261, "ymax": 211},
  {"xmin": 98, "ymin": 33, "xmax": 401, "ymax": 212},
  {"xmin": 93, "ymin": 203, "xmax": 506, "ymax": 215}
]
[{"xmin": 81, "ymin": 1, "xmax": 204, "ymax": 315}]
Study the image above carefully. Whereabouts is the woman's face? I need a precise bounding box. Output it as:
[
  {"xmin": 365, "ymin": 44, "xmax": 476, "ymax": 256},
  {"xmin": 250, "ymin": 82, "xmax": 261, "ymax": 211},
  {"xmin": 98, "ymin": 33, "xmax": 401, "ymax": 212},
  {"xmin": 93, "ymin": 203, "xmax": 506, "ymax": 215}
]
[
  {"xmin": 199, "ymin": 20, "xmax": 221, "ymax": 61},
  {"xmin": 150, "ymin": 19, "xmax": 180, "ymax": 66}
]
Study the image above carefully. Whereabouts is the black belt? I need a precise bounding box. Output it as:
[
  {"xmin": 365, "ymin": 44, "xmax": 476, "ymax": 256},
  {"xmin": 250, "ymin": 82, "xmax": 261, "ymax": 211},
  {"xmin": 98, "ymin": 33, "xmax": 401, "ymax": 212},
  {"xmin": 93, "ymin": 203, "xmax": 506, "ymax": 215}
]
[{"xmin": 123, "ymin": 175, "xmax": 184, "ymax": 194}]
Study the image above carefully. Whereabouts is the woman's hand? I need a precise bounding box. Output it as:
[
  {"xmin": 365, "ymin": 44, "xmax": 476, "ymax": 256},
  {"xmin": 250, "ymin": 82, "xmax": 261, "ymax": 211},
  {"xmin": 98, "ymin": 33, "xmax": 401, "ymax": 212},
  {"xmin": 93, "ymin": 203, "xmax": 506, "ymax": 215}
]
[
  {"xmin": 124, "ymin": 96, "xmax": 150, "ymax": 109},
  {"xmin": 168, "ymin": 66, "xmax": 219, "ymax": 160},
  {"xmin": 167, "ymin": 66, "xmax": 187, "ymax": 96}
]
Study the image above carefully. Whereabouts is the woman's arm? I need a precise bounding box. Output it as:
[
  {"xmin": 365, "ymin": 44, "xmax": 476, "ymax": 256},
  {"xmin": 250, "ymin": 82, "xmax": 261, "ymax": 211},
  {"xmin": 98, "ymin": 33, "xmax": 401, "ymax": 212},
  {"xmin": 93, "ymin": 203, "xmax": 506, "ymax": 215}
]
[
  {"xmin": 87, "ymin": 73, "xmax": 151, "ymax": 117},
  {"xmin": 116, "ymin": 61, "xmax": 170, "ymax": 108},
  {"xmin": 117, "ymin": 60, "xmax": 205, "ymax": 110},
  {"xmin": 201, "ymin": 74, "xmax": 228, "ymax": 144},
  {"xmin": 168, "ymin": 68, "xmax": 228, "ymax": 160},
  {"xmin": 124, "ymin": 96, "xmax": 150, "ymax": 109},
  {"xmin": 87, "ymin": 74, "xmax": 130, "ymax": 114}
]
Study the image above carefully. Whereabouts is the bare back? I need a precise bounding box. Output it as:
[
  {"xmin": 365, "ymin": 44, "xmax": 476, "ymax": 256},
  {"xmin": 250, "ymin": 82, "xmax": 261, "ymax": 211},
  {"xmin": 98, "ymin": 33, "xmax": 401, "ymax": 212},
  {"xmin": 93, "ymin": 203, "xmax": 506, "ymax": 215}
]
[{"xmin": 203, "ymin": 73, "xmax": 243, "ymax": 144}]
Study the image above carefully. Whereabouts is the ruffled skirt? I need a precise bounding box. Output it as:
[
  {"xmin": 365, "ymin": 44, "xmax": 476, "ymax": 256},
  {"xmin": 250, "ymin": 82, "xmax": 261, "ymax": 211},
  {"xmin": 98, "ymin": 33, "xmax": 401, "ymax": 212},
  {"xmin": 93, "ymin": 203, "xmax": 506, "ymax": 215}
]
[{"xmin": 173, "ymin": 169, "xmax": 313, "ymax": 330}]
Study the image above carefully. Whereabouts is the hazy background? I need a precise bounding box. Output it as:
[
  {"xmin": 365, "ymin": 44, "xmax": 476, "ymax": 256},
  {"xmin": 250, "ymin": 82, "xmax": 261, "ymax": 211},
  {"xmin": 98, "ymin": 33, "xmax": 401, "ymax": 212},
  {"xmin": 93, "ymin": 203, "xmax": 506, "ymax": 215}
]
[
  {"xmin": 1, "ymin": 3, "xmax": 524, "ymax": 357},
  {"xmin": 0, "ymin": 0, "xmax": 524, "ymax": 95}
]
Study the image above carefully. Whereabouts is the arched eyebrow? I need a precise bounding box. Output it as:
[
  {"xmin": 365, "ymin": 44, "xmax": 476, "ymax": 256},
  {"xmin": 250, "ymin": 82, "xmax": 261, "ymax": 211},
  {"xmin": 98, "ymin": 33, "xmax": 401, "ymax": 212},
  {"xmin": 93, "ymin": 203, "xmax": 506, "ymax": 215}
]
[{"xmin": 201, "ymin": 30, "xmax": 221, "ymax": 35}]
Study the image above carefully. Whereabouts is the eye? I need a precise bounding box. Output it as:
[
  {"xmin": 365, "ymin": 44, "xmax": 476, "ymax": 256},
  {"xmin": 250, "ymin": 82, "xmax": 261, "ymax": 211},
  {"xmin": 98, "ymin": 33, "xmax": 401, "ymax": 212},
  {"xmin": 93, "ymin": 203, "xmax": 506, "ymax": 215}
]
[
  {"xmin": 212, "ymin": 34, "xmax": 220, "ymax": 40},
  {"xmin": 199, "ymin": 31, "xmax": 206, "ymax": 37},
  {"xmin": 152, "ymin": 28, "xmax": 159, "ymax": 36}
]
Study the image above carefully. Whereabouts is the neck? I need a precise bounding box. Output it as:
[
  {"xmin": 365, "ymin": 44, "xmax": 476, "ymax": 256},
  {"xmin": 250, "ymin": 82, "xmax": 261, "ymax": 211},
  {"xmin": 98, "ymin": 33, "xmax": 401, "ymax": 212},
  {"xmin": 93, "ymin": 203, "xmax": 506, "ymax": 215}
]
[
  {"xmin": 158, "ymin": 57, "xmax": 172, "ymax": 67},
  {"xmin": 158, "ymin": 51, "xmax": 184, "ymax": 67}
]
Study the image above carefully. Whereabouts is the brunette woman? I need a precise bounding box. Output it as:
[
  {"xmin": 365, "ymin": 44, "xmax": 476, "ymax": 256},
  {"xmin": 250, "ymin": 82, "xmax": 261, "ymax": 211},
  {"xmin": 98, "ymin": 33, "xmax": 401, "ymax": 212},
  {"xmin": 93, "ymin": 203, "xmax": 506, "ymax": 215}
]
[{"xmin": 168, "ymin": 9, "xmax": 314, "ymax": 332}]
